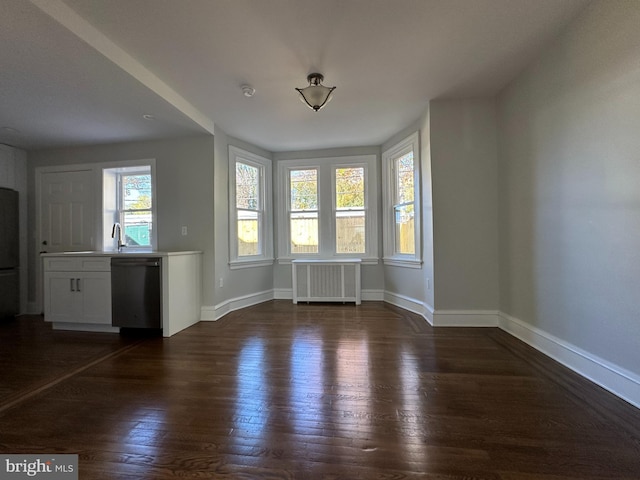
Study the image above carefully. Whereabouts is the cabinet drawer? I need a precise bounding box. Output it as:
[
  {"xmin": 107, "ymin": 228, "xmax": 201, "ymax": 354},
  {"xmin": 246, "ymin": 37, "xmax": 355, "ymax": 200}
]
[
  {"xmin": 44, "ymin": 257, "xmax": 81, "ymax": 272},
  {"xmin": 44, "ymin": 256, "xmax": 111, "ymax": 272},
  {"xmin": 79, "ymin": 258, "xmax": 110, "ymax": 272}
]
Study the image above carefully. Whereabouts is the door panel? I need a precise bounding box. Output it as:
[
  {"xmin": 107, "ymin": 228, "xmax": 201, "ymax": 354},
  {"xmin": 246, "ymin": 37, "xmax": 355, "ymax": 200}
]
[{"xmin": 40, "ymin": 170, "xmax": 94, "ymax": 253}]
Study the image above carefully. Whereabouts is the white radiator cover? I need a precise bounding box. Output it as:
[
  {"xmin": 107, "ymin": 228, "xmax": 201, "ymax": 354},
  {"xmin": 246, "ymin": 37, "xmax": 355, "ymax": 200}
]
[{"xmin": 292, "ymin": 259, "xmax": 361, "ymax": 305}]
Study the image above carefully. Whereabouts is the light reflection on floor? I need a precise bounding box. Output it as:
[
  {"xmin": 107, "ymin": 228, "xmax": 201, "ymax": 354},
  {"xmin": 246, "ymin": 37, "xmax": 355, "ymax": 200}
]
[
  {"xmin": 233, "ymin": 337, "xmax": 268, "ymax": 439},
  {"xmin": 122, "ymin": 408, "xmax": 167, "ymax": 454},
  {"xmin": 289, "ymin": 331, "xmax": 324, "ymax": 435},
  {"xmin": 399, "ymin": 345, "xmax": 427, "ymax": 468},
  {"xmin": 335, "ymin": 334, "xmax": 371, "ymax": 438}
]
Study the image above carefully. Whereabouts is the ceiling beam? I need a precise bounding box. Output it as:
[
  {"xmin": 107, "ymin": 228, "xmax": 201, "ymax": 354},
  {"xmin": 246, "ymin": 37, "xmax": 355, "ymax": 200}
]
[{"xmin": 29, "ymin": 0, "xmax": 215, "ymax": 135}]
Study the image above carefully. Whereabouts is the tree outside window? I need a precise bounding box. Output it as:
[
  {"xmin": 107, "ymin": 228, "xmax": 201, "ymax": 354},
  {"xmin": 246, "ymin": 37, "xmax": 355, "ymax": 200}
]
[
  {"xmin": 382, "ymin": 132, "xmax": 421, "ymax": 267},
  {"xmin": 229, "ymin": 146, "xmax": 273, "ymax": 268},
  {"xmin": 236, "ymin": 162, "xmax": 261, "ymax": 256},
  {"xmin": 394, "ymin": 152, "xmax": 415, "ymax": 255},
  {"xmin": 277, "ymin": 155, "xmax": 378, "ymax": 261},
  {"xmin": 290, "ymin": 169, "xmax": 318, "ymax": 254},
  {"xmin": 335, "ymin": 167, "xmax": 366, "ymax": 254},
  {"xmin": 121, "ymin": 173, "xmax": 152, "ymax": 247}
]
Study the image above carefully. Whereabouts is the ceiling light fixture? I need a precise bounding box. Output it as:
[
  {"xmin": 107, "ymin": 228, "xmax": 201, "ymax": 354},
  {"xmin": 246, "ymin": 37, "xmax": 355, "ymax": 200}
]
[
  {"xmin": 296, "ymin": 73, "xmax": 336, "ymax": 112},
  {"xmin": 241, "ymin": 85, "xmax": 255, "ymax": 98}
]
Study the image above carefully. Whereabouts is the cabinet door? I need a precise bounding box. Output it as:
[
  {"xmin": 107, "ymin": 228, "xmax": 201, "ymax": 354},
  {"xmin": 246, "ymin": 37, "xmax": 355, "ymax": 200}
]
[
  {"xmin": 78, "ymin": 272, "xmax": 112, "ymax": 324},
  {"xmin": 44, "ymin": 272, "xmax": 79, "ymax": 323}
]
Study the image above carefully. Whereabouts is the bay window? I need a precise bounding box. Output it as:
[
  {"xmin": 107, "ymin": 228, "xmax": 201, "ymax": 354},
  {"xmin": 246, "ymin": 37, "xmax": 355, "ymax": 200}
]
[
  {"xmin": 229, "ymin": 146, "xmax": 273, "ymax": 268},
  {"xmin": 382, "ymin": 132, "xmax": 421, "ymax": 267},
  {"xmin": 277, "ymin": 155, "xmax": 377, "ymax": 262}
]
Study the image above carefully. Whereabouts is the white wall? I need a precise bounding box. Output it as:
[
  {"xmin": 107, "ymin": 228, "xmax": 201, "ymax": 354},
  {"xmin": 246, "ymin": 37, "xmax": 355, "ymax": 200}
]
[
  {"xmin": 212, "ymin": 126, "xmax": 275, "ymax": 312},
  {"xmin": 381, "ymin": 114, "xmax": 433, "ymax": 313},
  {"xmin": 430, "ymin": 99, "xmax": 500, "ymax": 312},
  {"xmin": 421, "ymin": 110, "xmax": 435, "ymax": 311},
  {"xmin": 497, "ymin": 0, "xmax": 640, "ymax": 377},
  {"xmin": 27, "ymin": 135, "xmax": 216, "ymax": 307}
]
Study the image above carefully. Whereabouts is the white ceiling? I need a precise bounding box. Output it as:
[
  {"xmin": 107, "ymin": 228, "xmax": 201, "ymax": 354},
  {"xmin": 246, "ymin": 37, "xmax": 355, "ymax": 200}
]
[{"xmin": 0, "ymin": 0, "xmax": 590, "ymax": 152}]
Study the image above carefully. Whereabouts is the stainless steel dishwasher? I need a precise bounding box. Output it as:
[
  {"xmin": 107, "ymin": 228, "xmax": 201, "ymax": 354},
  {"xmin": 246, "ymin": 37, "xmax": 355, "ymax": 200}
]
[{"xmin": 111, "ymin": 257, "xmax": 162, "ymax": 329}]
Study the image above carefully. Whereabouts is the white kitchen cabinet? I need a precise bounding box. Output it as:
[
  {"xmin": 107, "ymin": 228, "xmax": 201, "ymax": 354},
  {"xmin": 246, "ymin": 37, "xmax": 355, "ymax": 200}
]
[
  {"xmin": 42, "ymin": 251, "xmax": 202, "ymax": 336},
  {"xmin": 43, "ymin": 256, "xmax": 115, "ymax": 331}
]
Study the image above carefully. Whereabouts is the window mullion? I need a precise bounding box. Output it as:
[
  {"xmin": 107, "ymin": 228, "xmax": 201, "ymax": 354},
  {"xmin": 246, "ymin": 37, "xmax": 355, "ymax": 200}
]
[{"xmin": 319, "ymin": 165, "xmax": 333, "ymax": 257}]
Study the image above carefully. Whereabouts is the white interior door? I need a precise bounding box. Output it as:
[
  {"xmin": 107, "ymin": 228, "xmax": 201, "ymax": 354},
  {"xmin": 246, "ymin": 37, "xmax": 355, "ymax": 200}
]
[
  {"xmin": 40, "ymin": 170, "xmax": 94, "ymax": 254},
  {"xmin": 37, "ymin": 169, "xmax": 95, "ymax": 313}
]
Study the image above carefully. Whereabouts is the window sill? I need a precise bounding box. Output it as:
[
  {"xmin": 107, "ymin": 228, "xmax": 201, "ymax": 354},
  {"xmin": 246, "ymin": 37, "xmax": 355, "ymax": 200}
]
[
  {"xmin": 278, "ymin": 257, "xmax": 379, "ymax": 266},
  {"xmin": 383, "ymin": 257, "xmax": 423, "ymax": 269},
  {"xmin": 229, "ymin": 258, "xmax": 274, "ymax": 270}
]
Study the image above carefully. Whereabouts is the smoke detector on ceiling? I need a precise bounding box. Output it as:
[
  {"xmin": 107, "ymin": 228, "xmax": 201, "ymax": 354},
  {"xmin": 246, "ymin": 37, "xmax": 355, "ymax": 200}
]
[{"xmin": 241, "ymin": 85, "xmax": 255, "ymax": 98}]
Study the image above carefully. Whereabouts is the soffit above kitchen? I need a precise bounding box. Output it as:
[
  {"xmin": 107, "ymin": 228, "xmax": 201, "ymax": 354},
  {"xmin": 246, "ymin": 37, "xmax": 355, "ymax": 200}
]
[{"xmin": 1, "ymin": 0, "xmax": 590, "ymax": 152}]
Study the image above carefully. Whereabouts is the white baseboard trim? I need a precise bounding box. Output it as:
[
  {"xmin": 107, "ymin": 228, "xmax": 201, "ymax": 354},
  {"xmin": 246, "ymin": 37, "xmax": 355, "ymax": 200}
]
[
  {"xmin": 362, "ymin": 289, "xmax": 384, "ymax": 301},
  {"xmin": 273, "ymin": 288, "xmax": 292, "ymax": 300},
  {"xmin": 384, "ymin": 291, "xmax": 427, "ymax": 318},
  {"xmin": 203, "ymin": 289, "xmax": 275, "ymax": 321},
  {"xmin": 432, "ymin": 309, "xmax": 500, "ymax": 327},
  {"xmin": 200, "ymin": 305, "xmax": 216, "ymax": 321},
  {"xmin": 51, "ymin": 322, "xmax": 120, "ymax": 334},
  {"xmin": 423, "ymin": 302, "xmax": 434, "ymax": 325},
  {"xmin": 499, "ymin": 312, "xmax": 640, "ymax": 410}
]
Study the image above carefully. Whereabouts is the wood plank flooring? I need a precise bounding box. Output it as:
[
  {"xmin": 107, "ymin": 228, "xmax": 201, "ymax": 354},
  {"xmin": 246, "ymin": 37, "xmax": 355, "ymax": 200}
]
[
  {"xmin": 0, "ymin": 315, "xmax": 137, "ymax": 410},
  {"xmin": 0, "ymin": 301, "xmax": 639, "ymax": 479}
]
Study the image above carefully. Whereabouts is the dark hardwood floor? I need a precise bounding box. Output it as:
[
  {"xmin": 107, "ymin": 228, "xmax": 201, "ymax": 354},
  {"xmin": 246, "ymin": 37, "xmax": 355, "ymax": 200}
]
[
  {"xmin": 1, "ymin": 301, "xmax": 639, "ymax": 479},
  {"xmin": 0, "ymin": 315, "xmax": 137, "ymax": 411}
]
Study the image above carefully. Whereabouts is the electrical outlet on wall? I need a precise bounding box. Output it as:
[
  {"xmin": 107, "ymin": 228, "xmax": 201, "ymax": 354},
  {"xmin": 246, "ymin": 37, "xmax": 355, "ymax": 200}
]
[
  {"xmin": 181, "ymin": 226, "xmax": 188, "ymax": 236},
  {"xmin": 219, "ymin": 277, "xmax": 223, "ymax": 288}
]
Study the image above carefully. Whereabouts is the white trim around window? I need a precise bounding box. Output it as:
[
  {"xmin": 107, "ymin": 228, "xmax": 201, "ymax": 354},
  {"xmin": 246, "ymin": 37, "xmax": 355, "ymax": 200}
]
[
  {"xmin": 277, "ymin": 155, "xmax": 378, "ymax": 264},
  {"xmin": 228, "ymin": 146, "xmax": 273, "ymax": 269},
  {"xmin": 382, "ymin": 132, "xmax": 422, "ymax": 268}
]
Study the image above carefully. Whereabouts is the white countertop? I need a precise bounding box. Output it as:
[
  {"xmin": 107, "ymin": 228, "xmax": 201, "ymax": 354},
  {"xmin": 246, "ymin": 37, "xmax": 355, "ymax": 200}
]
[{"xmin": 41, "ymin": 250, "xmax": 202, "ymax": 257}]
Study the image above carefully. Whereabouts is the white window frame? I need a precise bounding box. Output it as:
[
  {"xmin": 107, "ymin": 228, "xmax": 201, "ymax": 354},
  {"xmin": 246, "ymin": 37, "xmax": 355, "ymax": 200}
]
[
  {"xmin": 277, "ymin": 155, "xmax": 378, "ymax": 264},
  {"xmin": 117, "ymin": 168, "xmax": 152, "ymax": 248},
  {"xmin": 382, "ymin": 132, "xmax": 422, "ymax": 268},
  {"xmin": 228, "ymin": 146, "xmax": 273, "ymax": 269},
  {"xmin": 102, "ymin": 160, "xmax": 157, "ymax": 253}
]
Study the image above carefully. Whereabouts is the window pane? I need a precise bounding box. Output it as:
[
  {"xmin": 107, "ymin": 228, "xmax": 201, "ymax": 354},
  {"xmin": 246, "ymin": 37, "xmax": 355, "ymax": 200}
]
[
  {"xmin": 123, "ymin": 210, "xmax": 152, "ymax": 247},
  {"xmin": 336, "ymin": 211, "xmax": 365, "ymax": 253},
  {"xmin": 394, "ymin": 204, "xmax": 415, "ymax": 254},
  {"xmin": 236, "ymin": 162, "xmax": 260, "ymax": 210},
  {"xmin": 238, "ymin": 210, "xmax": 260, "ymax": 256},
  {"xmin": 396, "ymin": 152, "xmax": 414, "ymax": 204},
  {"xmin": 336, "ymin": 167, "xmax": 364, "ymax": 209},
  {"xmin": 123, "ymin": 174, "xmax": 152, "ymax": 210},
  {"xmin": 290, "ymin": 212, "xmax": 318, "ymax": 253},
  {"xmin": 291, "ymin": 169, "xmax": 317, "ymax": 210}
]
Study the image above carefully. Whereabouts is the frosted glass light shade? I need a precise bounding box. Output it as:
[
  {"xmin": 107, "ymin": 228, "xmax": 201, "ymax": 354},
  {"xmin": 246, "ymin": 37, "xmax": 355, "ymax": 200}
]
[{"xmin": 296, "ymin": 73, "xmax": 336, "ymax": 111}]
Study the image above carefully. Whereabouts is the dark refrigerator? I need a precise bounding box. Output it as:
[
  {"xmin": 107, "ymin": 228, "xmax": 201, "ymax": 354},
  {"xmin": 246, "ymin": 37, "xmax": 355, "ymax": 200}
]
[{"xmin": 0, "ymin": 188, "xmax": 19, "ymax": 319}]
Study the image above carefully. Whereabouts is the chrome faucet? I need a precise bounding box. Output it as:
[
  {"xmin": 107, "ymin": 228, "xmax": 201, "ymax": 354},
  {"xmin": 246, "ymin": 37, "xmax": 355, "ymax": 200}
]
[{"xmin": 111, "ymin": 222, "xmax": 125, "ymax": 252}]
